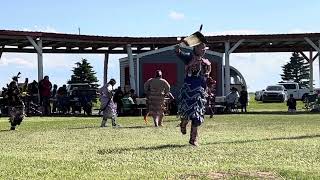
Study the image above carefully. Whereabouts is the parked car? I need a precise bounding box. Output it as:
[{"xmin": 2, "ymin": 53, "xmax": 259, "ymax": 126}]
[
  {"xmin": 278, "ymin": 82, "xmax": 309, "ymax": 101},
  {"xmin": 262, "ymin": 85, "xmax": 287, "ymax": 103},
  {"xmin": 66, "ymin": 83, "xmax": 97, "ymax": 96}
]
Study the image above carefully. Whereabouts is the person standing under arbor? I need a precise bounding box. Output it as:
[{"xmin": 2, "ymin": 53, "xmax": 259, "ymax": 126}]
[
  {"xmin": 287, "ymin": 94, "xmax": 297, "ymax": 113},
  {"xmin": 51, "ymin": 84, "xmax": 58, "ymax": 113},
  {"xmin": 239, "ymin": 86, "xmax": 248, "ymax": 113},
  {"xmin": 99, "ymin": 79, "xmax": 119, "ymax": 127},
  {"xmin": 175, "ymin": 41, "xmax": 211, "ymax": 146},
  {"xmin": 206, "ymin": 77, "xmax": 216, "ymax": 118},
  {"xmin": 144, "ymin": 70, "xmax": 172, "ymax": 127},
  {"xmin": 113, "ymin": 86, "xmax": 124, "ymax": 116},
  {"xmin": 39, "ymin": 76, "xmax": 52, "ymax": 115}
]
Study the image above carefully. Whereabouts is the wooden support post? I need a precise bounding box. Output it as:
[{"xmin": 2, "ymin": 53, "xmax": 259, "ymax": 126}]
[
  {"xmin": 103, "ymin": 53, "xmax": 109, "ymax": 85},
  {"xmin": 309, "ymin": 51, "xmax": 314, "ymax": 92},
  {"xmin": 319, "ymin": 40, "xmax": 320, "ymax": 89},
  {"xmin": 224, "ymin": 41, "xmax": 230, "ymax": 96},
  {"xmin": 27, "ymin": 36, "xmax": 43, "ymax": 82},
  {"xmin": 127, "ymin": 44, "xmax": 136, "ymax": 91},
  {"xmin": 136, "ymin": 55, "xmax": 140, "ymax": 96},
  {"xmin": 37, "ymin": 39, "xmax": 43, "ymax": 82},
  {"xmin": 224, "ymin": 39, "xmax": 244, "ymax": 95}
]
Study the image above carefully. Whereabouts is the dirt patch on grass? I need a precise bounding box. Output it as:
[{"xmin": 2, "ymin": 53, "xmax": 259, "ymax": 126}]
[{"xmin": 180, "ymin": 171, "xmax": 281, "ymax": 179}]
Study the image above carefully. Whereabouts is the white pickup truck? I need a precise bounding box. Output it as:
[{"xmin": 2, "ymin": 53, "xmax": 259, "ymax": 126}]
[{"xmin": 278, "ymin": 82, "xmax": 310, "ymax": 100}]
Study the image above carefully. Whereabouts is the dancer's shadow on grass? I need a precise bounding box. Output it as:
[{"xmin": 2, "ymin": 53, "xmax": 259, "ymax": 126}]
[
  {"xmin": 118, "ymin": 125, "xmax": 150, "ymax": 129},
  {"xmin": 98, "ymin": 134, "xmax": 320, "ymax": 155},
  {"xmin": 69, "ymin": 125, "xmax": 150, "ymax": 130},
  {"xmin": 68, "ymin": 126, "xmax": 99, "ymax": 130},
  {"xmin": 98, "ymin": 144, "xmax": 188, "ymax": 155},
  {"xmin": 204, "ymin": 134, "xmax": 320, "ymax": 145},
  {"xmin": 234, "ymin": 111, "xmax": 320, "ymax": 115},
  {"xmin": 0, "ymin": 129, "xmax": 11, "ymax": 132}
]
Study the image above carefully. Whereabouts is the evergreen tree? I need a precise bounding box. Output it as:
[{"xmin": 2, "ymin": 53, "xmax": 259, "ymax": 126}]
[
  {"xmin": 280, "ymin": 52, "xmax": 310, "ymax": 87},
  {"xmin": 68, "ymin": 58, "xmax": 98, "ymax": 85}
]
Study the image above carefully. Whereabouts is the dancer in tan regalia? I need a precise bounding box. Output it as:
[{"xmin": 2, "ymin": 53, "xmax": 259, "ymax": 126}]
[{"xmin": 144, "ymin": 70, "xmax": 172, "ymax": 127}]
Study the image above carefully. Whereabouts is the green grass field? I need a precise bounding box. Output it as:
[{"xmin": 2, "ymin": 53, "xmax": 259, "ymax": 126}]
[
  {"xmin": 248, "ymin": 93, "xmax": 305, "ymax": 112},
  {"xmin": 1, "ymin": 112, "xmax": 320, "ymax": 179}
]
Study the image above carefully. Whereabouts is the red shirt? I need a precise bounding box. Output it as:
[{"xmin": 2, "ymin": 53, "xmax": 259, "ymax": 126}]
[{"xmin": 40, "ymin": 80, "xmax": 52, "ymax": 97}]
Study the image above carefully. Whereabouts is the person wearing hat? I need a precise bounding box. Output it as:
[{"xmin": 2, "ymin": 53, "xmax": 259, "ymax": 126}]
[
  {"xmin": 99, "ymin": 78, "xmax": 119, "ymax": 127},
  {"xmin": 144, "ymin": 70, "xmax": 173, "ymax": 127},
  {"xmin": 225, "ymin": 87, "xmax": 240, "ymax": 112},
  {"xmin": 175, "ymin": 37, "xmax": 211, "ymax": 146}
]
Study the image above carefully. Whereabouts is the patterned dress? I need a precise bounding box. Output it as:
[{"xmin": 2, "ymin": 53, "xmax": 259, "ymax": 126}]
[
  {"xmin": 177, "ymin": 51, "xmax": 211, "ymax": 126},
  {"xmin": 99, "ymin": 84, "xmax": 117, "ymax": 119}
]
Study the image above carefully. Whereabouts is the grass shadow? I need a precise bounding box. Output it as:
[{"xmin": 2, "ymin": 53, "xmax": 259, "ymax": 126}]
[
  {"xmin": 246, "ymin": 111, "xmax": 319, "ymax": 115},
  {"xmin": 214, "ymin": 111, "xmax": 319, "ymax": 115},
  {"xmin": 204, "ymin": 134, "xmax": 320, "ymax": 146},
  {"xmin": 68, "ymin": 126, "xmax": 98, "ymax": 130},
  {"xmin": 0, "ymin": 129, "xmax": 11, "ymax": 132},
  {"xmin": 118, "ymin": 125, "xmax": 150, "ymax": 129},
  {"xmin": 98, "ymin": 144, "xmax": 188, "ymax": 155},
  {"xmin": 69, "ymin": 125, "xmax": 152, "ymax": 130},
  {"xmin": 98, "ymin": 134, "xmax": 320, "ymax": 155}
]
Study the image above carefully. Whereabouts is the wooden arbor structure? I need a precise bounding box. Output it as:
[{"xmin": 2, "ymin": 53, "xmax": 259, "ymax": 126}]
[{"xmin": 1, "ymin": 30, "xmax": 320, "ymax": 94}]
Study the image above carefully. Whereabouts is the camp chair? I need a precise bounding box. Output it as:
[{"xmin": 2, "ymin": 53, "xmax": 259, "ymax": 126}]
[
  {"xmin": 121, "ymin": 97, "xmax": 134, "ymax": 115},
  {"xmin": 230, "ymin": 99, "xmax": 240, "ymax": 113},
  {"xmin": 225, "ymin": 98, "xmax": 239, "ymax": 113},
  {"xmin": 304, "ymin": 94, "xmax": 318, "ymax": 110}
]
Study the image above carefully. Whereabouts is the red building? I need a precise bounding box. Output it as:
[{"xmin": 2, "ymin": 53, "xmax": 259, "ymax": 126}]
[{"xmin": 119, "ymin": 45, "xmax": 246, "ymax": 97}]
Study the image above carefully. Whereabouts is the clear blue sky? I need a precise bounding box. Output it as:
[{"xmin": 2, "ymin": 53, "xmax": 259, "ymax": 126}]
[{"xmin": 1, "ymin": 0, "xmax": 320, "ymax": 91}]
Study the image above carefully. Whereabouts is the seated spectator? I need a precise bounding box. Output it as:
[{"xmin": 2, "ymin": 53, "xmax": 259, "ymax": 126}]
[
  {"xmin": 225, "ymin": 87, "xmax": 240, "ymax": 112},
  {"xmin": 69, "ymin": 89, "xmax": 81, "ymax": 114},
  {"xmin": 123, "ymin": 93, "xmax": 135, "ymax": 105},
  {"xmin": 56, "ymin": 84, "xmax": 69, "ymax": 114},
  {"xmin": 57, "ymin": 84, "xmax": 67, "ymax": 96},
  {"xmin": 51, "ymin": 84, "xmax": 58, "ymax": 98},
  {"xmin": 129, "ymin": 89, "xmax": 138, "ymax": 103},
  {"xmin": 113, "ymin": 86, "xmax": 124, "ymax": 115},
  {"xmin": 70, "ymin": 89, "xmax": 93, "ymax": 115},
  {"xmin": 287, "ymin": 94, "xmax": 296, "ymax": 113},
  {"xmin": 206, "ymin": 77, "xmax": 216, "ymax": 118},
  {"xmin": 121, "ymin": 93, "xmax": 135, "ymax": 115},
  {"xmin": 27, "ymin": 80, "xmax": 39, "ymax": 103},
  {"xmin": 51, "ymin": 84, "xmax": 58, "ymax": 113}
]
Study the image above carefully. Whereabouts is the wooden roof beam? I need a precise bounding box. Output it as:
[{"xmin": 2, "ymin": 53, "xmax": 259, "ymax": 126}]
[
  {"xmin": 305, "ymin": 37, "xmax": 320, "ymax": 52},
  {"xmin": 0, "ymin": 39, "xmax": 20, "ymax": 46},
  {"xmin": 42, "ymin": 41, "xmax": 61, "ymax": 47},
  {"xmin": 233, "ymin": 46, "xmax": 309, "ymax": 53}
]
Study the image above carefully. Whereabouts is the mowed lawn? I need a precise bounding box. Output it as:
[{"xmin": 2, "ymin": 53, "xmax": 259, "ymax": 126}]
[
  {"xmin": 1, "ymin": 113, "xmax": 320, "ymax": 179},
  {"xmin": 248, "ymin": 93, "xmax": 306, "ymax": 112}
]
